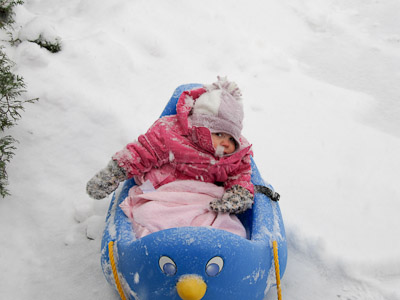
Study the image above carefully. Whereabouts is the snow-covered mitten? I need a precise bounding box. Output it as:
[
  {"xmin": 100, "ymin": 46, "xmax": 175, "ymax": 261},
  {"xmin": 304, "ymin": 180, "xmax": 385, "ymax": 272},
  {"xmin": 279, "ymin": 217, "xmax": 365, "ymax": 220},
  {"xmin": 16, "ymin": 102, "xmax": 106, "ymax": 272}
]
[
  {"xmin": 86, "ymin": 160, "xmax": 127, "ymax": 200},
  {"xmin": 210, "ymin": 185, "xmax": 254, "ymax": 214}
]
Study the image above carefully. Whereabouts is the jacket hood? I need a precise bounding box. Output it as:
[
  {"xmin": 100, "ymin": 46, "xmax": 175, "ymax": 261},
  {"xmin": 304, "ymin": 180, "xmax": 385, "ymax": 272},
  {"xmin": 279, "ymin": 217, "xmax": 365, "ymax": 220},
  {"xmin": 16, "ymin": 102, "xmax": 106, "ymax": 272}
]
[{"xmin": 176, "ymin": 87, "xmax": 207, "ymax": 134}]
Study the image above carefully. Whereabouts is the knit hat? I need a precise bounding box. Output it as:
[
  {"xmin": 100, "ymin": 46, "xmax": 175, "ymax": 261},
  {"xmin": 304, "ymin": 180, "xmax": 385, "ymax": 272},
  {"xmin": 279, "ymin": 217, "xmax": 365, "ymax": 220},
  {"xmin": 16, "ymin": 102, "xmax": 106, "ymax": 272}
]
[{"xmin": 190, "ymin": 76, "xmax": 244, "ymax": 147}]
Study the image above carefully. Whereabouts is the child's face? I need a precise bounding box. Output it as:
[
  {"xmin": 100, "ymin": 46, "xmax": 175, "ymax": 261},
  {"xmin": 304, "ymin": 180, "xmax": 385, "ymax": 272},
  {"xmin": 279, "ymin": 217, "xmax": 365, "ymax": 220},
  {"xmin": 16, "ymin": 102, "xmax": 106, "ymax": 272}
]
[{"xmin": 211, "ymin": 132, "xmax": 236, "ymax": 155}]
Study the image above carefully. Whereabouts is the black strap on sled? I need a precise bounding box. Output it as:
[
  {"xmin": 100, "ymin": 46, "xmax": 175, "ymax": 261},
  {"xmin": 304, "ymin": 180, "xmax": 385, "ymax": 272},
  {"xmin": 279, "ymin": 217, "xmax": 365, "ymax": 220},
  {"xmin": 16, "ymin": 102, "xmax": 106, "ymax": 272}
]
[{"xmin": 254, "ymin": 185, "xmax": 280, "ymax": 202}]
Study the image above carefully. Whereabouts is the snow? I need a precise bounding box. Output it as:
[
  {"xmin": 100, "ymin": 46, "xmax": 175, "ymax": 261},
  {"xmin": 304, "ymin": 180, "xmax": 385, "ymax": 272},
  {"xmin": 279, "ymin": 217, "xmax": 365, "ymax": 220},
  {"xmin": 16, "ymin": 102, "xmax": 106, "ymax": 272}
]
[{"xmin": 0, "ymin": 0, "xmax": 399, "ymax": 299}]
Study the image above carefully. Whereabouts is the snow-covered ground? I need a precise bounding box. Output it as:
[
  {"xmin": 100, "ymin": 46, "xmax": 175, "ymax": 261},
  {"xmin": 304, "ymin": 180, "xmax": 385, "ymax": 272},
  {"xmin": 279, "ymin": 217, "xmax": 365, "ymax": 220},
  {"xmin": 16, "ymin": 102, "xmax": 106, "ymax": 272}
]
[{"xmin": 1, "ymin": 0, "xmax": 399, "ymax": 299}]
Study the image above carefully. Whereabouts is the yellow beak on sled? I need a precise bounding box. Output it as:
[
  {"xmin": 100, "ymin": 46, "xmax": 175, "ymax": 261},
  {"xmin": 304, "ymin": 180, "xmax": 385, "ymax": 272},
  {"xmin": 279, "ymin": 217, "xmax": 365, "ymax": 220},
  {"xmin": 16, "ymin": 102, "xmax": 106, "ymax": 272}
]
[{"xmin": 176, "ymin": 275, "xmax": 207, "ymax": 300}]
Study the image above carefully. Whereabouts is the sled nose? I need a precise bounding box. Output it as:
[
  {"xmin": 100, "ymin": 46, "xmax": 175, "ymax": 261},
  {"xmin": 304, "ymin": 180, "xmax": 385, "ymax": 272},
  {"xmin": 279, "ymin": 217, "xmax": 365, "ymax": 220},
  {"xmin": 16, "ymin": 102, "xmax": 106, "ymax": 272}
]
[{"xmin": 176, "ymin": 274, "xmax": 207, "ymax": 300}]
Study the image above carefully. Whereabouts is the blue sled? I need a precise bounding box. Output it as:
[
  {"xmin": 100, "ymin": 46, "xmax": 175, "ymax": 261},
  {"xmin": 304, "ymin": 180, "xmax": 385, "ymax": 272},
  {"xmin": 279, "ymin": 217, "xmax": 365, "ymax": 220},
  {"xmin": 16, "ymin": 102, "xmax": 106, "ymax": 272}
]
[{"xmin": 100, "ymin": 84, "xmax": 287, "ymax": 300}]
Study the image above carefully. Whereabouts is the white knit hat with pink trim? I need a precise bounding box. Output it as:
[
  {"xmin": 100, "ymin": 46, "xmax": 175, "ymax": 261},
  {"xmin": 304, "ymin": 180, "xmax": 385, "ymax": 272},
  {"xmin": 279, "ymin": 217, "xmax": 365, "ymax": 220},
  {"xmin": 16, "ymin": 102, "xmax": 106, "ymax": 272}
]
[{"xmin": 190, "ymin": 76, "xmax": 244, "ymax": 145}]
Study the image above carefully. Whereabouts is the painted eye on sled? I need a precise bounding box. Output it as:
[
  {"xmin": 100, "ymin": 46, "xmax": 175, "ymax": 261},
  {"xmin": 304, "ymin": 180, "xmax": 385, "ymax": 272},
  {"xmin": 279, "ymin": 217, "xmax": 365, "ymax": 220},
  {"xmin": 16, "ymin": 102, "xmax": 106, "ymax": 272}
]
[
  {"xmin": 159, "ymin": 256, "xmax": 177, "ymax": 276},
  {"xmin": 205, "ymin": 256, "xmax": 224, "ymax": 277}
]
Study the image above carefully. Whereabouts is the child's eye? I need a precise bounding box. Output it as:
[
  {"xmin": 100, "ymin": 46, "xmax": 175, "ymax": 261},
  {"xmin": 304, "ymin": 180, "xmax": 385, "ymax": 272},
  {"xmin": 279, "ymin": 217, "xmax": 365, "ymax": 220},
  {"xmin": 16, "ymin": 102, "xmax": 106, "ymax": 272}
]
[{"xmin": 230, "ymin": 137, "xmax": 235, "ymax": 143}]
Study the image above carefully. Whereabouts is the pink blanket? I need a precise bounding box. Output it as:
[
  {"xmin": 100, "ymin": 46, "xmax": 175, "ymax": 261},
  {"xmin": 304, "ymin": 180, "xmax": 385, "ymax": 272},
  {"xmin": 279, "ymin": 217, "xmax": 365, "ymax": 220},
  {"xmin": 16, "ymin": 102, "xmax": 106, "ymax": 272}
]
[{"xmin": 120, "ymin": 180, "xmax": 246, "ymax": 239}]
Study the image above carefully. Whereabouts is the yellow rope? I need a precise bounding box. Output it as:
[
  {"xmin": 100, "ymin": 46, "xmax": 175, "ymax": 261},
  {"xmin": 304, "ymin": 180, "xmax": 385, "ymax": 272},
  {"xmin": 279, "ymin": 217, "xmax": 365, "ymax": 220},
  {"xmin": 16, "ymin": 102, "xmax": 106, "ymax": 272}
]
[
  {"xmin": 108, "ymin": 241, "xmax": 127, "ymax": 300},
  {"xmin": 272, "ymin": 240, "xmax": 282, "ymax": 300}
]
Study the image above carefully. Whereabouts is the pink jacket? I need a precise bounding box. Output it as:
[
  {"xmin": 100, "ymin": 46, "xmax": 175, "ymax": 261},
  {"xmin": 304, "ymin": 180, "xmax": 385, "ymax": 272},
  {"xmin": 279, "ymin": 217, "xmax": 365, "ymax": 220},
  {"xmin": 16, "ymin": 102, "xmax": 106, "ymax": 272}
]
[{"xmin": 113, "ymin": 88, "xmax": 254, "ymax": 194}]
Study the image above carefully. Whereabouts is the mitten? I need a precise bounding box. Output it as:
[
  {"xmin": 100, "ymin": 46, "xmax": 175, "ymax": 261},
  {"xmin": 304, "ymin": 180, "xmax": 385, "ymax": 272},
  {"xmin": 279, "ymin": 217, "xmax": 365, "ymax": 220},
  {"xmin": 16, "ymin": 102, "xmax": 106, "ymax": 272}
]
[
  {"xmin": 210, "ymin": 185, "xmax": 254, "ymax": 214},
  {"xmin": 86, "ymin": 160, "xmax": 127, "ymax": 200}
]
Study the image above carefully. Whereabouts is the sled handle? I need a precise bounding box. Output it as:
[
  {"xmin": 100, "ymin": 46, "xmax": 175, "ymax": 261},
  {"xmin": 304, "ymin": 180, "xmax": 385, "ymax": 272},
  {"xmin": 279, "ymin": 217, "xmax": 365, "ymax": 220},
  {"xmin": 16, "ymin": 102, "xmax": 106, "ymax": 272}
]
[
  {"xmin": 273, "ymin": 240, "xmax": 282, "ymax": 300},
  {"xmin": 108, "ymin": 241, "xmax": 127, "ymax": 300}
]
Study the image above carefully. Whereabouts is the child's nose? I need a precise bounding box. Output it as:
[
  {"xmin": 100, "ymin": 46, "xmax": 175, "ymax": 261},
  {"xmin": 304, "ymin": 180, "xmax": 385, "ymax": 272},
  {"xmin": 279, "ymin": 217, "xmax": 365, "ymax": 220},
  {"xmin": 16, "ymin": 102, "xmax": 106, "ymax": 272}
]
[{"xmin": 221, "ymin": 138, "xmax": 229, "ymax": 147}]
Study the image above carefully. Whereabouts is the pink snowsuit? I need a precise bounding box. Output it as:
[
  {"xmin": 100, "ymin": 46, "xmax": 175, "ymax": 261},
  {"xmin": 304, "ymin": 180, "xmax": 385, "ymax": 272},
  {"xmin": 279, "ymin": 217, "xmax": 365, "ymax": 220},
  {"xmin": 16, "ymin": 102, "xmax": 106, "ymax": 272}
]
[{"xmin": 113, "ymin": 87, "xmax": 254, "ymax": 195}]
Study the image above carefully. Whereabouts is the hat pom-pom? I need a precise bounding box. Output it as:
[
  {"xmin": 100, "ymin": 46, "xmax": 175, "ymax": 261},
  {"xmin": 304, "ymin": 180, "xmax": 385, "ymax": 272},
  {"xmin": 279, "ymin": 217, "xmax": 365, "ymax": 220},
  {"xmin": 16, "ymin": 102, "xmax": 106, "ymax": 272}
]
[{"xmin": 206, "ymin": 76, "xmax": 242, "ymax": 101}]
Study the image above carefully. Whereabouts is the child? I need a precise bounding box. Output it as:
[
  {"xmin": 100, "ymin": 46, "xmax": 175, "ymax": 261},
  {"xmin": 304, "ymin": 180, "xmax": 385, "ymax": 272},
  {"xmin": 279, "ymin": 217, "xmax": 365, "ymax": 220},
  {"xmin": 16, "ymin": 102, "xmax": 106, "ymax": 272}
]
[{"xmin": 86, "ymin": 77, "xmax": 254, "ymax": 236}]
